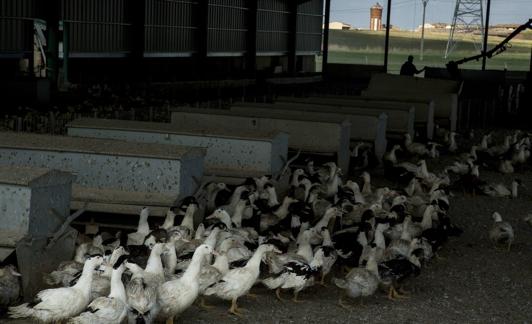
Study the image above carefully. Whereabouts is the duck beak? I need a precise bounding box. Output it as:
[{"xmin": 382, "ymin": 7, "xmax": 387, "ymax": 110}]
[
  {"xmin": 10, "ymin": 269, "xmax": 21, "ymax": 277},
  {"xmin": 212, "ymin": 250, "xmax": 220, "ymax": 257},
  {"xmin": 273, "ymin": 247, "xmax": 282, "ymax": 254}
]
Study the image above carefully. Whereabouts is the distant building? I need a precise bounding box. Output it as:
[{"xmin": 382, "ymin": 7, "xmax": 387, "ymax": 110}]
[
  {"xmin": 328, "ymin": 21, "xmax": 352, "ymax": 30},
  {"xmin": 370, "ymin": 3, "xmax": 383, "ymax": 31},
  {"xmin": 415, "ymin": 22, "xmax": 451, "ymax": 32}
]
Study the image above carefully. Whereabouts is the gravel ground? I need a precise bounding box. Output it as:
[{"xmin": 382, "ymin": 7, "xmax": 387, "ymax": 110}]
[{"xmin": 3, "ymin": 150, "xmax": 532, "ymax": 324}]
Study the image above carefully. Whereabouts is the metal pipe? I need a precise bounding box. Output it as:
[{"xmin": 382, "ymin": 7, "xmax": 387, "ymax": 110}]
[
  {"xmin": 384, "ymin": 0, "xmax": 392, "ymax": 72},
  {"xmin": 322, "ymin": 0, "xmax": 331, "ymax": 75},
  {"xmin": 420, "ymin": 0, "xmax": 428, "ymax": 61},
  {"xmin": 482, "ymin": 0, "xmax": 491, "ymax": 70}
]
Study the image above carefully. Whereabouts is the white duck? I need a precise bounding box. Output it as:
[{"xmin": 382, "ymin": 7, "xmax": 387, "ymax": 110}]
[
  {"xmin": 156, "ymin": 244, "xmax": 214, "ymax": 324},
  {"xmin": 204, "ymin": 244, "xmax": 280, "ymax": 316},
  {"xmin": 9, "ymin": 255, "xmax": 104, "ymax": 323},
  {"xmin": 67, "ymin": 255, "xmax": 129, "ymax": 324},
  {"xmin": 43, "ymin": 243, "xmax": 89, "ymax": 287},
  {"xmin": 479, "ymin": 179, "xmax": 520, "ymax": 198},
  {"xmin": 384, "ymin": 144, "xmax": 402, "ymax": 165},
  {"xmin": 0, "ymin": 265, "xmax": 21, "ymax": 309},
  {"xmin": 448, "ymin": 132, "xmax": 458, "ymax": 152},
  {"xmin": 334, "ymin": 247, "xmax": 380, "ymax": 309},
  {"xmin": 80, "ymin": 246, "xmax": 128, "ymax": 300},
  {"xmin": 198, "ymin": 238, "xmax": 241, "ymax": 300},
  {"xmin": 404, "ymin": 133, "xmax": 429, "ymax": 156},
  {"xmin": 127, "ymin": 207, "xmax": 151, "ymax": 246},
  {"xmin": 161, "ymin": 209, "xmax": 177, "ymax": 231},
  {"xmin": 489, "ymin": 212, "xmax": 514, "ymax": 251}
]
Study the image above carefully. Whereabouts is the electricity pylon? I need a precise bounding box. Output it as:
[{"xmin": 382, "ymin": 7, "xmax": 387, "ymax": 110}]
[{"xmin": 444, "ymin": 0, "xmax": 484, "ymax": 59}]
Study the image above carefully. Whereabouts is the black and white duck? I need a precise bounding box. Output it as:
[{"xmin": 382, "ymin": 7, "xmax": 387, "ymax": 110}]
[
  {"xmin": 125, "ymin": 243, "xmax": 166, "ymax": 324},
  {"xmin": 378, "ymin": 252, "xmax": 421, "ymax": 300}
]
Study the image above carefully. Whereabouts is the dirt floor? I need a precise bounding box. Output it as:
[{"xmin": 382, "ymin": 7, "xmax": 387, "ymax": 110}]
[{"xmin": 3, "ymin": 154, "xmax": 532, "ymax": 324}]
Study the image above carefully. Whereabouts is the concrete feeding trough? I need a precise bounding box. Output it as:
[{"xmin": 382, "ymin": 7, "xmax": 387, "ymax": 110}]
[
  {"xmin": 0, "ymin": 165, "xmax": 77, "ymax": 300},
  {"xmin": 170, "ymin": 107, "xmax": 351, "ymax": 174},
  {"xmin": 362, "ymin": 73, "xmax": 459, "ymax": 132},
  {"xmin": 231, "ymin": 102, "xmax": 389, "ymax": 161},
  {"xmin": 277, "ymin": 96, "xmax": 427, "ymax": 139},
  {"xmin": 67, "ymin": 118, "xmax": 289, "ymax": 182},
  {"xmin": 0, "ymin": 132, "xmax": 205, "ymax": 216}
]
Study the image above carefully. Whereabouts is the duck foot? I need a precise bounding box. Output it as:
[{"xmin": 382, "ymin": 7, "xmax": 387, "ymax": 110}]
[
  {"xmin": 318, "ymin": 273, "xmax": 329, "ymax": 287},
  {"xmin": 228, "ymin": 298, "xmax": 244, "ymax": 317},
  {"xmin": 398, "ymin": 287, "xmax": 411, "ymax": 295},
  {"xmin": 387, "ymin": 287, "xmax": 397, "ymax": 301},
  {"xmin": 292, "ymin": 291, "xmax": 303, "ymax": 303},
  {"xmin": 338, "ymin": 295, "xmax": 350, "ymax": 310},
  {"xmin": 387, "ymin": 287, "xmax": 407, "ymax": 301},
  {"xmin": 165, "ymin": 317, "xmax": 174, "ymax": 324},
  {"xmin": 199, "ymin": 297, "xmax": 214, "ymax": 310},
  {"xmin": 394, "ymin": 287, "xmax": 410, "ymax": 299},
  {"xmin": 275, "ymin": 288, "xmax": 284, "ymax": 301},
  {"xmin": 507, "ymin": 242, "xmax": 512, "ymax": 252},
  {"xmin": 246, "ymin": 293, "xmax": 258, "ymax": 299}
]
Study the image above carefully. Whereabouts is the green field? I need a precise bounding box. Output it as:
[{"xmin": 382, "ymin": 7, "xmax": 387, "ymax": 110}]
[{"xmin": 328, "ymin": 29, "xmax": 532, "ymax": 74}]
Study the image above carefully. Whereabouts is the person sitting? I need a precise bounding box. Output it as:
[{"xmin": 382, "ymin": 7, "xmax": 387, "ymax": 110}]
[{"xmin": 400, "ymin": 55, "xmax": 426, "ymax": 76}]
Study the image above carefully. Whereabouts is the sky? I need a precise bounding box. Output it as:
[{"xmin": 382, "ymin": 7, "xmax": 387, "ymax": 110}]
[{"xmin": 331, "ymin": 0, "xmax": 532, "ymax": 30}]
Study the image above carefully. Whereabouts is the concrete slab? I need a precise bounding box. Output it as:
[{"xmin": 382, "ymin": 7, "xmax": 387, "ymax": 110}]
[
  {"xmin": 67, "ymin": 118, "xmax": 288, "ymax": 179},
  {"xmin": 0, "ymin": 132, "xmax": 205, "ymax": 213},
  {"xmin": 170, "ymin": 107, "xmax": 351, "ymax": 173}
]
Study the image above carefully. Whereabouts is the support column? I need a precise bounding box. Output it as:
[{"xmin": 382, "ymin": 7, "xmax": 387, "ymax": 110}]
[
  {"xmin": 288, "ymin": 1, "xmax": 298, "ymax": 75},
  {"xmin": 322, "ymin": 0, "xmax": 331, "ymax": 75},
  {"xmin": 383, "ymin": 0, "xmax": 392, "ymax": 72},
  {"xmin": 246, "ymin": 0, "xmax": 257, "ymax": 76},
  {"xmin": 481, "ymin": 0, "xmax": 492, "ymax": 71},
  {"xmin": 129, "ymin": 0, "xmax": 146, "ymax": 80},
  {"xmin": 420, "ymin": 0, "xmax": 428, "ymax": 61},
  {"xmin": 44, "ymin": 0, "xmax": 61, "ymax": 93},
  {"xmin": 197, "ymin": 0, "xmax": 209, "ymax": 77}
]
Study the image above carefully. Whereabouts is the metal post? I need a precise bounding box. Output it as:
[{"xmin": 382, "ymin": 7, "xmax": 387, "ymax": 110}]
[
  {"xmin": 62, "ymin": 21, "xmax": 69, "ymax": 85},
  {"xmin": 322, "ymin": 0, "xmax": 331, "ymax": 75},
  {"xmin": 420, "ymin": 0, "xmax": 428, "ymax": 60},
  {"xmin": 383, "ymin": 0, "xmax": 392, "ymax": 72},
  {"xmin": 246, "ymin": 0, "xmax": 257, "ymax": 76},
  {"xmin": 45, "ymin": 0, "xmax": 61, "ymax": 93},
  {"xmin": 481, "ymin": 0, "xmax": 491, "ymax": 70},
  {"xmin": 288, "ymin": 1, "xmax": 298, "ymax": 75},
  {"xmin": 129, "ymin": 0, "xmax": 146, "ymax": 81},
  {"xmin": 197, "ymin": 0, "xmax": 209, "ymax": 77}
]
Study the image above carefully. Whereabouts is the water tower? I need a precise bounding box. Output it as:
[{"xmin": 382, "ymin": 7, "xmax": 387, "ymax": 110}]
[{"xmin": 370, "ymin": 3, "xmax": 383, "ymax": 31}]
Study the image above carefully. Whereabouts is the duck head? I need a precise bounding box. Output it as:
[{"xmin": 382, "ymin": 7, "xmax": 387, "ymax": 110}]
[{"xmin": 492, "ymin": 212, "xmax": 503, "ymax": 223}]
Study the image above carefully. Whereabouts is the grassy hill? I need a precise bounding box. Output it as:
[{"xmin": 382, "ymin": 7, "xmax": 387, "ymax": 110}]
[{"xmin": 328, "ymin": 29, "xmax": 532, "ymax": 74}]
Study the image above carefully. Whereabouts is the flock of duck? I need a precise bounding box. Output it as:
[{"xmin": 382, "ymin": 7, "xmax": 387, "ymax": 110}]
[{"xmin": 1, "ymin": 128, "xmax": 531, "ymax": 324}]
